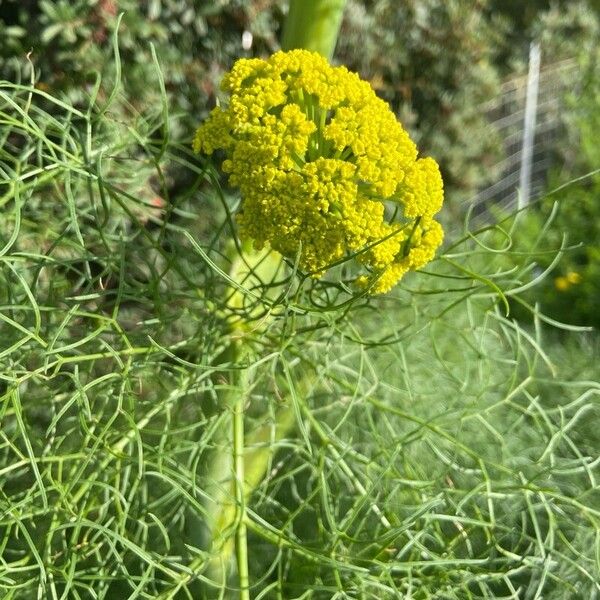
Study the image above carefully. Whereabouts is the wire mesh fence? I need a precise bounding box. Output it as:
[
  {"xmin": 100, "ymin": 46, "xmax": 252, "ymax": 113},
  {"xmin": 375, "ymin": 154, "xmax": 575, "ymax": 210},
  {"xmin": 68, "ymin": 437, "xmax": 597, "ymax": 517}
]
[{"xmin": 468, "ymin": 49, "xmax": 580, "ymax": 224}]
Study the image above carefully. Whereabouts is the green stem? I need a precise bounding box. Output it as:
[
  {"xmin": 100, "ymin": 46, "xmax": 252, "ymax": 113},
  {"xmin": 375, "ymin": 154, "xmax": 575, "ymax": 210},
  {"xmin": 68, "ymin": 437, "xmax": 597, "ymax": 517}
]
[
  {"xmin": 282, "ymin": 0, "xmax": 348, "ymax": 59},
  {"xmin": 157, "ymin": 400, "xmax": 295, "ymax": 599},
  {"xmin": 206, "ymin": 398, "xmax": 295, "ymax": 581},
  {"xmin": 232, "ymin": 366, "xmax": 250, "ymax": 600}
]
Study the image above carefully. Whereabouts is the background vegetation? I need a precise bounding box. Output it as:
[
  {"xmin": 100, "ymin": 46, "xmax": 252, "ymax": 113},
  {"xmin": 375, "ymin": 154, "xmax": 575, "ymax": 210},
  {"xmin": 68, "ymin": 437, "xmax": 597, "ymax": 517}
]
[{"xmin": 1, "ymin": 1, "xmax": 598, "ymax": 598}]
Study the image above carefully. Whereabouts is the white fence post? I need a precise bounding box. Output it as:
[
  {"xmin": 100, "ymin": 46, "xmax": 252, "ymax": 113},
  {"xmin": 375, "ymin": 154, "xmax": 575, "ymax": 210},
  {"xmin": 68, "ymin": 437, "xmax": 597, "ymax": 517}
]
[{"xmin": 518, "ymin": 42, "xmax": 541, "ymax": 209}]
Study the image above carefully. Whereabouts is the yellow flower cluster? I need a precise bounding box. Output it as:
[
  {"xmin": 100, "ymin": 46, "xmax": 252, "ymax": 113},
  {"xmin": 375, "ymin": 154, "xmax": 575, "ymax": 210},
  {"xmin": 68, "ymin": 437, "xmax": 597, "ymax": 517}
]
[
  {"xmin": 194, "ymin": 50, "xmax": 444, "ymax": 293},
  {"xmin": 554, "ymin": 271, "xmax": 582, "ymax": 292}
]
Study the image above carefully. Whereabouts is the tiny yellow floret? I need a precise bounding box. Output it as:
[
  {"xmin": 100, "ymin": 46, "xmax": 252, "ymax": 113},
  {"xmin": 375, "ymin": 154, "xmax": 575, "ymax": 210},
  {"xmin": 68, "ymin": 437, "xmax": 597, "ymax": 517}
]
[
  {"xmin": 193, "ymin": 50, "xmax": 445, "ymax": 293},
  {"xmin": 554, "ymin": 276, "xmax": 569, "ymax": 292},
  {"xmin": 554, "ymin": 271, "xmax": 582, "ymax": 292}
]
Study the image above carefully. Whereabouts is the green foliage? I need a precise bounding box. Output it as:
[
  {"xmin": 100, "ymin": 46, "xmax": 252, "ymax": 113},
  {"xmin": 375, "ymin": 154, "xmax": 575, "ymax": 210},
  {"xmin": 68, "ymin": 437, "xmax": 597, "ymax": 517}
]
[
  {"xmin": 1, "ymin": 73, "xmax": 599, "ymax": 598},
  {"xmin": 0, "ymin": 0, "xmax": 285, "ymax": 128}
]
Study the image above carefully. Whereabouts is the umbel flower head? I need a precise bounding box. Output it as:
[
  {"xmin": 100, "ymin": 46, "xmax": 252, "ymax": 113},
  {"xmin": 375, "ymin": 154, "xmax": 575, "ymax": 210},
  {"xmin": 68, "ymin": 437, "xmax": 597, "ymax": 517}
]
[{"xmin": 193, "ymin": 50, "xmax": 444, "ymax": 294}]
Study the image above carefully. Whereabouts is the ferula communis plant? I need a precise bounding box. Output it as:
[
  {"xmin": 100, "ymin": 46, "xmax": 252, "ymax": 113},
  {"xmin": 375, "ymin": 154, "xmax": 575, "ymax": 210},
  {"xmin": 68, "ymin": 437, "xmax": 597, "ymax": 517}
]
[{"xmin": 193, "ymin": 49, "xmax": 446, "ymax": 600}]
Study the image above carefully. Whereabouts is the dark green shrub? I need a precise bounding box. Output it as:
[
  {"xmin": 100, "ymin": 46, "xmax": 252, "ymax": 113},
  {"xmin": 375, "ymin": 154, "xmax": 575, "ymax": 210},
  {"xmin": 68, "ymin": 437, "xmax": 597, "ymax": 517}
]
[{"xmin": 0, "ymin": 0, "xmax": 285, "ymax": 127}]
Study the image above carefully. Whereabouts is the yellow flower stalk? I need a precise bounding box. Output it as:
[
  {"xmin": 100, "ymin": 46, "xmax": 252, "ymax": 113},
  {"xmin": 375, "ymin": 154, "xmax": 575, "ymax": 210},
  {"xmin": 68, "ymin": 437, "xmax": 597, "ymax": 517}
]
[{"xmin": 194, "ymin": 49, "xmax": 444, "ymax": 294}]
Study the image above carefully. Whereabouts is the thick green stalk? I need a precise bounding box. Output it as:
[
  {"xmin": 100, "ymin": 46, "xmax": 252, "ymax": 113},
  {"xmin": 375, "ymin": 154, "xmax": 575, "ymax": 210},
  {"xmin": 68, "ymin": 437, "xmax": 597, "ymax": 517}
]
[
  {"xmin": 232, "ymin": 361, "xmax": 250, "ymax": 600},
  {"xmin": 202, "ymin": 245, "xmax": 293, "ymax": 596},
  {"xmin": 208, "ymin": 400, "xmax": 295, "ymax": 547},
  {"xmin": 282, "ymin": 0, "xmax": 348, "ymax": 59}
]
